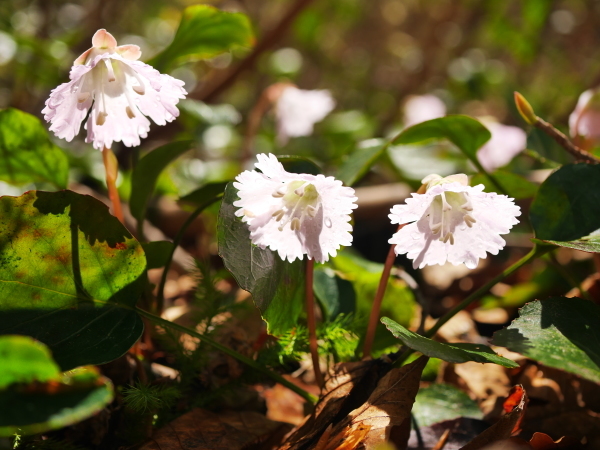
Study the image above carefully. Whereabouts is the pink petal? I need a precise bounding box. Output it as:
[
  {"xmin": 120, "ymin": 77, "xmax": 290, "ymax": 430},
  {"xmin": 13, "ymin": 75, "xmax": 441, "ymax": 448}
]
[
  {"xmin": 117, "ymin": 44, "xmax": 141, "ymax": 61},
  {"xmin": 477, "ymin": 122, "xmax": 527, "ymax": 172},
  {"xmin": 92, "ymin": 29, "xmax": 117, "ymax": 49}
]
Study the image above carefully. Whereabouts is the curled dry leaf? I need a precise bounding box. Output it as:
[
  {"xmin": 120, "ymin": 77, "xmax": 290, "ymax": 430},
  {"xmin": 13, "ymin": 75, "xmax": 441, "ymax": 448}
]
[
  {"xmin": 139, "ymin": 408, "xmax": 292, "ymax": 450},
  {"xmin": 460, "ymin": 385, "xmax": 527, "ymax": 450}
]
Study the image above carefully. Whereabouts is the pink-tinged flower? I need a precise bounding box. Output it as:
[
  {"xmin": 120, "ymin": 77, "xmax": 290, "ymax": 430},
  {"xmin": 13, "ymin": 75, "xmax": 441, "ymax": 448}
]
[
  {"xmin": 569, "ymin": 88, "xmax": 600, "ymax": 143},
  {"xmin": 477, "ymin": 120, "xmax": 527, "ymax": 172},
  {"xmin": 233, "ymin": 153, "xmax": 357, "ymax": 263},
  {"xmin": 275, "ymin": 87, "xmax": 335, "ymax": 145},
  {"xmin": 403, "ymin": 95, "xmax": 446, "ymax": 128},
  {"xmin": 43, "ymin": 29, "xmax": 186, "ymax": 150},
  {"xmin": 389, "ymin": 174, "xmax": 520, "ymax": 269}
]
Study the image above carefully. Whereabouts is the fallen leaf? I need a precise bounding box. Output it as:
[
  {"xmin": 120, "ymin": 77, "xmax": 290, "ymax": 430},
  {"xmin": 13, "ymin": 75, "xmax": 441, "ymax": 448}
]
[
  {"xmin": 460, "ymin": 385, "xmax": 527, "ymax": 450},
  {"xmin": 139, "ymin": 408, "xmax": 292, "ymax": 450},
  {"xmin": 503, "ymin": 385, "xmax": 527, "ymax": 435}
]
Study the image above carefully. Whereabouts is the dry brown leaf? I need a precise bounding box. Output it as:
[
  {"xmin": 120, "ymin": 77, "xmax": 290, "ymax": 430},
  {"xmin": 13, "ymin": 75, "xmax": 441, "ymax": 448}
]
[
  {"xmin": 316, "ymin": 356, "xmax": 428, "ymax": 450},
  {"xmin": 279, "ymin": 358, "xmax": 391, "ymax": 450},
  {"xmin": 139, "ymin": 408, "xmax": 292, "ymax": 450},
  {"xmin": 452, "ymin": 360, "xmax": 511, "ymax": 416},
  {"xmin": 460, "ymin": 385, "xmax": 527, "ymax": 450}
]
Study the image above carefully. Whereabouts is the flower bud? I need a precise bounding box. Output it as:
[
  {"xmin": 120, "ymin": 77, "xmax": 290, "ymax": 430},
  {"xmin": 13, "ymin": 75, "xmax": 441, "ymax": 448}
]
[{"xmin": 514, "ymin": 92, "xmax": 537, "ymax": 125}]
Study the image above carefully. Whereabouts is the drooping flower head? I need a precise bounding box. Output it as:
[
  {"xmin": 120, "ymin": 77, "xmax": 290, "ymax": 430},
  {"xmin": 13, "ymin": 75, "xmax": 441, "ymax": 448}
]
[
  {"xmin": 569, "ymin": 88, "xmax": 600, "ymax": 145},
  {"xmin": 43, "ymin": 29, "xmax": 186, "ymax": 150},
  {"xmin": 477, "ymin": 118, "xmax": 527, "ymax": 172},
  {"xmin": 233, "ymin": 153, "xmax": 357, "ymax": 263},
  {"xmin": 403, "ymin": 94, "xmax": 446, "ymax": 128},
  {"xmin": 389, "ymin": 174, "xmax": 520, "ymax": 269},
  {"xmin": 274, "ymin": 86, "xmax": 335, "ymax": 145}
]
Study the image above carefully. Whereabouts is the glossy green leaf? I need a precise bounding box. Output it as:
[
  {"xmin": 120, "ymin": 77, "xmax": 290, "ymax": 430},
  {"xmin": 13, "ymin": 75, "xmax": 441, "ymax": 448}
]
[
  {"xmin": 0, "ymin": 366, "xmax": 113, "ymax": 437},
  {"xmin": 0, "ymin": 108, "xmax": 69, "ymax": 188},
  {"xmin": 129, "ymin": 141, "xmax": 193, "ymax": 224},
  {"xmin": 217, "ymin": 183, "xmax": 304, "ymax": 335},
  {"xmin": 413, "ymin": 383, "xmax": 483, "ymax": 428},
  {"xmin": 493, "ymin": 297, "xmax": 600, "ymax": 384},
  {"xmin": 0, "ymin": 190, "xmax": 145, "ymax": 370},
  {"xmin": 392, "ymin": 115, "xmax": 491, "ymax": 163},
  {"xmin": 278, "ymin": 155, "xmax": 321, "ymax": 176},
  {"xmin": 313, "ymin": 266, "xmax": 356, "ymax": 321},
  {"xmin": 142, "ymin": 241, "xmax": 173, "ymax": 269},
  {"xmin": 0, "ymin": 335, "xmax": 60, "ymax": 389},
  {"xmin": 530, "ymin": 164, "xmax": 600, "ymax": 249},
  {"xmin": 178, "ymin": 181, "xmax": 229, "ymax": 207},
  {"xmin": 149, "ymin": 5, "xmax": 254, "ymax": 71},
  {"xmin": 382, "ymin": 317, "xmax": 518, "ymax": 368},
  {"xmin": 337, "ymin": 139, "xmax": 386, "ymax": 186},
  {"xmin": 471, "ymin": 170, "xmax": 538, "ymax": 199}
]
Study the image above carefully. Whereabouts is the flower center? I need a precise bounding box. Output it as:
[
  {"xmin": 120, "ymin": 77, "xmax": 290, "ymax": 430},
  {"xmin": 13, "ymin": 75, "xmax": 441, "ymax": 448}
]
[
  {"xmin": 427, "ymin": 191, "xmax": 476, "ymax": 245},
  {"xmin": 271, "ymin": 180, "xmax": 320, "ymax": 231}
]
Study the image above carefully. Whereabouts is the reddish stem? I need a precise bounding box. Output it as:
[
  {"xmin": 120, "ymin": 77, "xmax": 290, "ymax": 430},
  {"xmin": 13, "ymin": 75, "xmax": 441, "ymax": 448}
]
[
  {"xmin": 102, "ymin": 147, "xmax": 125, "ymax": 224},
  {"xmin": 362, "ymin": 224, "xmax": 406, "ymax": 359},
  {"xmin": 305, "ymin": 258, "xmax": 324, "ymax": 387}
]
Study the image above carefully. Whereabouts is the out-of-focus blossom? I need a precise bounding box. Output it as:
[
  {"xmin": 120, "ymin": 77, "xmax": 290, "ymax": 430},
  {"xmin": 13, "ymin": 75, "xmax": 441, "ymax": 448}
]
[
  {"xmin": 43, "ymin": 29, "xmax": 186, "ymax": 150},
  {"xmin": 569, "ymin": 88, "xmax": 600, "ymax": 144},
  {"xmin": 389, "ymin": 174, "xmax": 520, "ymax": 269},
  {"xmin": 403, "ymin": 94, "xmax": 446, "ymax": 128},
  {"xmin": 274, "ymin": 86, "xmax": 335, "ymax": 145},
  {"xmin": 477, "ymin": 119, "xmax": 527, "ymax": 172},
  {"xmin": 233, "ymin": 153, "xmax": 357, "ymax": 263}
]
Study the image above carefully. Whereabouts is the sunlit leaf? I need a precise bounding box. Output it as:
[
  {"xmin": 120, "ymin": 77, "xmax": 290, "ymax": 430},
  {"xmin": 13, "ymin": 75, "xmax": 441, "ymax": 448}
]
[
  {"xmin": 0, "ymin": 190, "xmax": 145, "ymax": 370},
  {"xmin": 129, "ymin": 141, "xmax": 193, "ymax": 224},
  {"xmin": 0, "ymin": 335, "xmax": 60, "ymax": 389},
  {"xmin": 0, "ymin": 366, "xmax": 113, "ymax": 437},
  {"xmin": 149, "ymin": 5, "xmax": 254, "ymax": 71},
  {"xmin": 0, "ymin": 108, "xmax": 69, "ymax": 188},
  {"xmin": 530, "ymin": 164, "xmax": 600, "ymax": 252},
  {"xmin": 337, "ymin": 139, "xmax": 386, "ymax": 186},
  {"xmin": 493, "ymin": 297, "xmax": 600, "ymax": 384},
  {"xmin": 217, "ymin": 183, "xmax": 304, "ymax": 335},
  {"xmin": 382, "ymin": 317, "xmax": 519, "ymax": 368}
]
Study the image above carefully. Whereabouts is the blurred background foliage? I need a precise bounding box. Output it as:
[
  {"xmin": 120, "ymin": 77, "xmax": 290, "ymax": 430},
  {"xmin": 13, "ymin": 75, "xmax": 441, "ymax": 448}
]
[{"xmin": 0, "ymin": 0, "xmax": 595, "ymax": 324}]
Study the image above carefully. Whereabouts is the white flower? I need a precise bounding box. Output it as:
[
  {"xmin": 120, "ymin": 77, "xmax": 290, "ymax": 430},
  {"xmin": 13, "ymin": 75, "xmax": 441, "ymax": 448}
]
[
  {"xmin": 389, "ymin": 174, "xmax": 520, "ymax": 269},
  {"xmin": 233, "ymin": 153, "xmax": 357, "ymax": 263},
  {"xmin": 43, "ymin": 29, "xmax": 186, "ymax": 150},
  {"xmin": 569, "ymin": 88, "xmax": 600, "ymax": 143},
  {"xmin": 275, "ymin": 87, "xmax": 335, "ymax": 145},
  {"xmin": 477, "ymin": 119, "xmax": 527, "ymax": 172},
  {"xmin": 403, "ymin": 95, "xmax": 446, "ymax": 128}
]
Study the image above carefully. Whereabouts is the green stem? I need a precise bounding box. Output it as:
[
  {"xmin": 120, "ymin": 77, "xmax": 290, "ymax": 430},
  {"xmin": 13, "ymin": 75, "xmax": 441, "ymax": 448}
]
[
  {"xmin": 135, "ymin": 306, "xmax": 318, "ymax": 404},
  {"xmin": 469, "ymin": 156, "xmax": 509, "ymax": 197},
  {"xmin": 425, "ymin": 245, "xmax": 549, "ymax": 338},
  {"xmin": 156, "ymin": 196, "xmax": 222, "ymax": 313}
]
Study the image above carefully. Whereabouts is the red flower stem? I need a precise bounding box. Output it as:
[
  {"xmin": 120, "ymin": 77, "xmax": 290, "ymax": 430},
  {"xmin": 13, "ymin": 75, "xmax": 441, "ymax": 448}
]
[
  {"xmin": 102, "ymin": 146, "xmax": 125, "ymax": 224},
  {"xmin": 362, "ymin": 223, "xmax": 406, "ymax": 359},
  {"xmin": 305, "ymin": 258, "xmax": 324, "ymax": 387}
]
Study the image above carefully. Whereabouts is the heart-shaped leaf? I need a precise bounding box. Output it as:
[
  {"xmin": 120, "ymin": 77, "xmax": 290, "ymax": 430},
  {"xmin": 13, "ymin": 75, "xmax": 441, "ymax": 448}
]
[
  {"xmin": 0, "ymin": 190, "xmax": 145, "ymax": 370},
  {"xmin": 337, "ymin": 139, "xmax": 386, "ymax": 186},
  {"xmin": 493, "ymin": 297, "xmax": 600, "ymax": 384}
]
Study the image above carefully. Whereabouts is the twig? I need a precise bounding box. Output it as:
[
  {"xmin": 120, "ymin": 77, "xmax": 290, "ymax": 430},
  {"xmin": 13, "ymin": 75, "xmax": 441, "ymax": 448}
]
[
  {"xmin": 534, "ymin": 117, "xmax": 600, "ymax": 164},
  {"xmin": 197, "ymin": 0, "xmax": 316, "ymax": 102}
]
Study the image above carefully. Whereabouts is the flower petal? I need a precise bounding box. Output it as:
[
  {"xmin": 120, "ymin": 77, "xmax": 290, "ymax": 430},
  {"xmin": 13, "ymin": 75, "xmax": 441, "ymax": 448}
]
[{"xmin": 92, "ymin": 29, "xmax": 117, "ymax": 49}]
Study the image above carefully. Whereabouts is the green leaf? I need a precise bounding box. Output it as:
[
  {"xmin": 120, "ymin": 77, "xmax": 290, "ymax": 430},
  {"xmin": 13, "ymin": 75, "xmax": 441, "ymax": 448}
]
[
  {"xmin": 217, "ymin": 183, "xmax": 304, "ymax": 335},
  {"xmin": 392, "ymin": 115, "xmax": 491, "ymax": 163},
  {"xmin": 129, "ymin": 141, "xmax": 193, "ymax": 224},
  {"xmin": 0, "ymin": 108, "xmax": 69, "ymax": 188},
  {"xmin": 493, "ymin": 297, "xmax": 600, "ymax": 384},
  {"xmin": 471, "ymin": 170, "xmax": 538, "ymax": 200},
  {"xmin": 0, "ymin": 190, "xmax": 145, "ymax": 370},
  {"xmin": 413, "ymin": 383, "xmax": 483, "ymax": 428},
  {"xmin": 149, "ymin": 5, "xmax": 254, "ymax": 71},
  {"xmin": 178, "ymin": 181, "xmax": 229, "ymax": 207},
  {"xmin": 0, "ymin": 366, "xmax": 113, "ymax": 437},
  {"xmin": 337, "ymin": 139, "xmax": 386, "ymax": 186},
  {"xmin": 0, "ymin": 335, "xmax": 60, "ymax": 389},
  {"xmin": 142, "ymin": 241, "xmax": 173, "ymax": 270},
  {"xmin": 530, "ymin": 164, "xmax": 600, "ymax": 249},
  {"xmin": 382, "ymin": 317, "xmax": 519, "ymax": 368},
  {"xmin": 278, "ymin": 155, "xmax": 321, "ymax": 176},
  {"xmin": 313, "ymin": 266, "xmax": 356, "ymax": 321}
]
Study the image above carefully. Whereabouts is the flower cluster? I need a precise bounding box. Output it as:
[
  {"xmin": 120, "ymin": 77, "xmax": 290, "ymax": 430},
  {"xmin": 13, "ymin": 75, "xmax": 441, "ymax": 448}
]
[
  {"xmin": 233, "ymin": 154, "xmax": 357, "ymax": 263},
  {"xmin": 388, "ymin": 174, "xmax": 521, "ymax": 269},
  {"xmin": 43, "ymin": 29, "xmax": 186, "ymax": 150}
]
